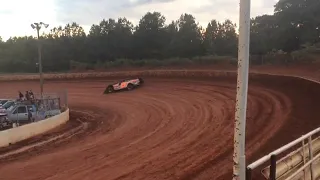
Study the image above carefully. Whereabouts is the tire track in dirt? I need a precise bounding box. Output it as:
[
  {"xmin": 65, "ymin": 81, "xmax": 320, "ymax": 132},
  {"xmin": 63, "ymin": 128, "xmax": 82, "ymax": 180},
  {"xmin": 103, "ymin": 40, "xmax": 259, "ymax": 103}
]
[{"xmin": 0, "ymin": 76, "xmax": 317, "ymax": 180}]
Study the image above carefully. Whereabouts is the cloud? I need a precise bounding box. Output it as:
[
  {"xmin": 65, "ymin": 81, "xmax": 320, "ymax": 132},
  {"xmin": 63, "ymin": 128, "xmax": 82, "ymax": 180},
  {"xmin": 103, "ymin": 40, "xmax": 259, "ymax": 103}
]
[
  {"xmin": 129, "ymin": 0, "xmax": 176, "ymax": 6},
  {"xmin": 54, "ymin": 0, "xmax": 276, "ymax": 29},
  {"xmin": 0, "ymin": 0, "xmax": 57, "ymax": 40},
  {"xmin": 0, "ymin": 0, "xmax": 277, "ymax": 40},
  {"xmin": 53, "ymin": 0, "xmax": 180, "ymax": 26},
  {"xmin": 0, "ymin": 10, "xmax": 13, "ymax": 15}
]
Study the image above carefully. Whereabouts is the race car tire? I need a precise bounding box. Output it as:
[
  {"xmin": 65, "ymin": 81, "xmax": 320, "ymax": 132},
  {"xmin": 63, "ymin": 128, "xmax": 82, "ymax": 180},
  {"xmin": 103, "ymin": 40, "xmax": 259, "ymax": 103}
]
[
  {"xmin": 138, "ymin": 78, "xmax": 144, "ymax": 84},
  {"xmin": 127, "ymin": 83, "xmax": 134, "ymax": 91},
  {"xmin": 104, "ymin": 86, "xmax": 114, "ymax": 94}
]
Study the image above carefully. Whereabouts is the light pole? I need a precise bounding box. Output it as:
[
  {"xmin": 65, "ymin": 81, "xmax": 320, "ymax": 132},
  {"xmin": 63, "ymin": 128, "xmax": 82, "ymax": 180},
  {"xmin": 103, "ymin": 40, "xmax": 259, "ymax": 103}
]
[
  {"xmin": 31, "ymin": 22, "xmax": 49, "ymax": 99},
  {"xmin": 233, "ymin": 0, "xmax": 251, "ymax": 179}
]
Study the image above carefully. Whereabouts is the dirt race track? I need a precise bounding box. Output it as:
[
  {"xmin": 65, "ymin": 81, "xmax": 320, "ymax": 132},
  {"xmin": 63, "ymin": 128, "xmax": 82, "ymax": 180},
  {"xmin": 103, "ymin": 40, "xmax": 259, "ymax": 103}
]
[{"xmin": 0, "ymin": 71, "xmax": 320, "ymax": 180}]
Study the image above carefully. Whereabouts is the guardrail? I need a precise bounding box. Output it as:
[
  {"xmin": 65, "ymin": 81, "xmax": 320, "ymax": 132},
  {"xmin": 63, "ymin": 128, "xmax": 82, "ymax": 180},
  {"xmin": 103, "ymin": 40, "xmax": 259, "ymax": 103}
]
[
  {"xmin": 246, "ymin": 127, "xmax": 320, "ymax": 180},
  {"xmin": 0, "ymin": 109, "xmax": 69, "ymax": 148}
]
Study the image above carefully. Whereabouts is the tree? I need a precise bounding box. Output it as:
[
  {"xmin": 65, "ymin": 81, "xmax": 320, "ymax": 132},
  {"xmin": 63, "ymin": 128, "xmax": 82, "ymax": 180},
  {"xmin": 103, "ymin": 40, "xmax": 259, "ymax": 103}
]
[
  {"xmin": 215, "ymin": 20, "xmax": 238, "ymax": 56},
  {"xmin": 171, "ymin": 13, "xmax": 203, "ymax": 57},
  {"xmin": 162, "ymin": 20, "xmax": 178, "ymax": 57},
  {"xmin": 132, "ymin": 12, "xmax": 168, "ymax": 59},
  {"xmin": 250, "ymin": 15, "xmax": 279, "ymax": 54},
  {"xmin": 87, "ymin": 18, "xmax": 134, "ymax": 62},
  {"xmin": 275, "ymin": 0, "xmax": 320, "ymax": 50},
  {"xmin": 203, "ymin": 20, "xmax": 219, "ymax": 55}
]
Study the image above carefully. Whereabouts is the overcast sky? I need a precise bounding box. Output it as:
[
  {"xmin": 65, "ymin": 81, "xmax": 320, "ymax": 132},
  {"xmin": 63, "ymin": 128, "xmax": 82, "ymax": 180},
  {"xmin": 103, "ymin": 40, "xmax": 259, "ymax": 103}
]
[{"xmin": 0, "ymin": 0, "xmax": 278, "ymax": 41}]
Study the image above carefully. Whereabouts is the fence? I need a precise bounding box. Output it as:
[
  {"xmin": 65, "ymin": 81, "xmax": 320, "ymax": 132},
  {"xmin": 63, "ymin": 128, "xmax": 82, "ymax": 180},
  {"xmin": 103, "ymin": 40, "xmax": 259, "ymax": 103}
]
[
  {"xmin": 247, "ymin": 127, "xmax": 320, "ymax": 180},
  {"xmin": 33, "ymin": 90, "xmax": 68, "ymax": 112},
  {"xmin": 1, "ymin": 90, "xmax": 68, "ymax": 111},
  {"xmin": 0, "ymin": 89, "xmax": 68, "ymax": 128}
]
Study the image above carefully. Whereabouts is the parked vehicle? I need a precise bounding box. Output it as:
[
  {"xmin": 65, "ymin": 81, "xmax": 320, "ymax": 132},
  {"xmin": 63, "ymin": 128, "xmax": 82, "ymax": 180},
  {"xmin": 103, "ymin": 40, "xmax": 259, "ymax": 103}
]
[
  {"xmin": 0, "ymin": 106, "xmax": 6, "ymax": 114},
  {"xmin": 0, "ymin": 114, "xmax": 11, "ymax": 129},
  {"xmin": 7, "ymin": 104, "xmax": 61, "ymax": 123},
  {"xmin": 2, "ymin": 100, "xmax": 15, "ymax": 110},
  {"xmin": 7, "ymin": 105, "xmax": 36, "ymax": 123},
  {"xmin": 0, "ymin": 99, "xmax": 10, "ymax": 106}
]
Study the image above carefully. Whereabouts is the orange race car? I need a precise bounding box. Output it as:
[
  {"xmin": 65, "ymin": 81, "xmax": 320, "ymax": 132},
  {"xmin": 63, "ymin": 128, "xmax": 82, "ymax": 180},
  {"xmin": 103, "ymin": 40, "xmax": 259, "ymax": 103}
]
[{"xmin": 104, "ymin": 78, "xmax": 144, "ymax": 94}]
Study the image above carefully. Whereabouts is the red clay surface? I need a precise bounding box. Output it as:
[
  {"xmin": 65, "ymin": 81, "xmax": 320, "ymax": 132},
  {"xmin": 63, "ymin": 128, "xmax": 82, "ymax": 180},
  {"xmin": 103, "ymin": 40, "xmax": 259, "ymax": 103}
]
[{"xmin": 0, "ymin": 72, "xmax": 320, "ymax": 180}]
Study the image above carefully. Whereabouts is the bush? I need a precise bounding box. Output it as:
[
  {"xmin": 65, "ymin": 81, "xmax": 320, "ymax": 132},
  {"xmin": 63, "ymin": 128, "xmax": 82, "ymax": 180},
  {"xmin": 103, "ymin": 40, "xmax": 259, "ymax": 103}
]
[{"xmin": 69, "ymin": 55, "xmax": 238, "ymax": 71}]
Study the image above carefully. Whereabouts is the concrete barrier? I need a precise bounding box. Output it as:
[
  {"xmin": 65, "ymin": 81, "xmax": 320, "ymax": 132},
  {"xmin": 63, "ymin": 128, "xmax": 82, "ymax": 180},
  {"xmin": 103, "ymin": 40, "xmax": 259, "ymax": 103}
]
[{"xmin": 0, "ymin": 109, "xmax": 69, "ymax": 148}]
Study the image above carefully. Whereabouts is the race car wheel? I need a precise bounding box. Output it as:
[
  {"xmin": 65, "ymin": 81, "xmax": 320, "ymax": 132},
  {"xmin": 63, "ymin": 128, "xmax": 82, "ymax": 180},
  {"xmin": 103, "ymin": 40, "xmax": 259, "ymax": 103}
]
[
  {"xmin": 105, "ymin": 86, "xmax": 114, "ymax": 94},
  {"xmin": 138, "ymin": 78, "xmax": 144, "ymax": 84},
  {"xmin": 127, "ymin": 83, "xmax": 134, "ymax": 91}
]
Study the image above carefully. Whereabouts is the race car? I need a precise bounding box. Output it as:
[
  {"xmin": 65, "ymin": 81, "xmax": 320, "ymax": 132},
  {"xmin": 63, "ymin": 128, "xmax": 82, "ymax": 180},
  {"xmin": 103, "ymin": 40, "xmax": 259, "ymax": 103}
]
[{"xmin": 104, "ymin": 78, "xmax": 144, "ymax": 94}]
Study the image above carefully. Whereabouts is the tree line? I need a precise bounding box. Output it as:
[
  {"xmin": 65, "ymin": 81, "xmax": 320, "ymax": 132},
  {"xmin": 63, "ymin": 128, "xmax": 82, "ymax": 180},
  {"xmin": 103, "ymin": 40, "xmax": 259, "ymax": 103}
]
[{"xmin": 0, "ymin": 0, "xmax": 319, "ymax": 73}]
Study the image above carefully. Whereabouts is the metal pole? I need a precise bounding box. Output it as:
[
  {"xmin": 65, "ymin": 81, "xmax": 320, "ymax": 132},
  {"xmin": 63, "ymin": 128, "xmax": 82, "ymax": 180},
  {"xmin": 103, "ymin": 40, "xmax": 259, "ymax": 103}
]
[
  {"xmin": 65, "ymin": 89, "xmax": 68, "ymax": 108},
  {"xmin": 233, "ymin": 0, "xmax": 251, "ymax": 179},
  {"xmin": 269, "ymin": 154, "xmax": 277, "ymax": 180},
  {"xmin": 308, "ymin": 136, "xmax": 314, "ymax": 180},
  {"xmin": 36, "ymin": 26, "xmax": 43, "ymax": 99},
  {"xmin": 302, "ymin": 138, "xmax": 306, "ymax": 179},
  {"xmin": 245, "ymin": 168, "xmax": 252, "ymax": 180}
]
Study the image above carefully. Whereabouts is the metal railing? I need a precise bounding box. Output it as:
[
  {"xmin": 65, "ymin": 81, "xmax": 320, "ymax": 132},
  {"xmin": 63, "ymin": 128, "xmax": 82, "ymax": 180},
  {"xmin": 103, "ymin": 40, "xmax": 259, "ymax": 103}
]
[
  {"xmin": 246, "ymin": 127, "xmax": 320, "ymax": 180},
  {"xmin": 2, "ymin": 90, "xmax": 68, "ymax": 111},
  {"xmin": 0, "ymin": 90, "xmax": 68, "ymax": 130}
]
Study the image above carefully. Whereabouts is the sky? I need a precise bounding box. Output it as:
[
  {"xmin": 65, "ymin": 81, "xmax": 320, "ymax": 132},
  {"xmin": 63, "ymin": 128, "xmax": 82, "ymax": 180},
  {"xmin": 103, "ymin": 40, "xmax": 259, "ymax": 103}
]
[{"xmin": 0, "ymin": 0, "xmax": 278, "ymax": 41}]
